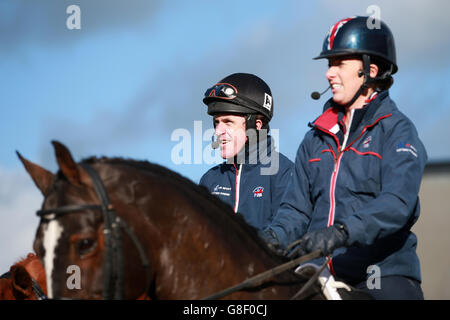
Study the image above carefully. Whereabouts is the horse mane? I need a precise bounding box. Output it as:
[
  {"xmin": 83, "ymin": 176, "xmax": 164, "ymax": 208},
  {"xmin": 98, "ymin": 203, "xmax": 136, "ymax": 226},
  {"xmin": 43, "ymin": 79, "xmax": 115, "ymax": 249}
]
[{"xmin": 80, "ymin": 156, "xmax": 288, "ymax": 263}]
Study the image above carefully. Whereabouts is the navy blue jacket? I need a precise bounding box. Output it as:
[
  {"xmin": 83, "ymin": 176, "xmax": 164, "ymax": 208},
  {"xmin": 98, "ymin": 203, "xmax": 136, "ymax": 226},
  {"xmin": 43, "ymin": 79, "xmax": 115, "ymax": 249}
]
[
  {"xmin": 267, "ymin": 91, "xmax": 427, "ymax": 283},
  {"xmin": 200, "ymin": 136, "xmax": 293, "ymax": 231}
]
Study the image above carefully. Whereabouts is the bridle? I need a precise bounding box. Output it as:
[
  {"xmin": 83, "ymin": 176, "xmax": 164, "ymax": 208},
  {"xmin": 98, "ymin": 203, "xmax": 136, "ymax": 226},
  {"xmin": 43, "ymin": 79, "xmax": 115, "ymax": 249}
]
[
  {"xmin": 36, "ymin": 163, "xmax": 151, "ymax": 300},
  {"xmin": 34, "ymin": 162, "xmax": 328, "ymax": 300}
]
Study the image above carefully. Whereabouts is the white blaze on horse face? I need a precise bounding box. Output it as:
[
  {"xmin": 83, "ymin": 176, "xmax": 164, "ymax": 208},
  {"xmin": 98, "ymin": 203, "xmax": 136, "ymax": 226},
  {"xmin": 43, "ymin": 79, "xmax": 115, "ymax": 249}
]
[{"xmin": 42, "ymin": 215, "xmax": 64, "ymax": 299}]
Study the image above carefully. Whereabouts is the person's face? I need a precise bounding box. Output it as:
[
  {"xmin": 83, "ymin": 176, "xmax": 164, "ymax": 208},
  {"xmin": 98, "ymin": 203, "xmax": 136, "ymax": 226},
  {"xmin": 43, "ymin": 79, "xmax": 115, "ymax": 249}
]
[
  {"xmin": 326, "ymin": 57, "xmax": 365, "ymax": 106},
  {"xmin": 213, "ymin": 114, "xmax": 247, "ymax": 159}
]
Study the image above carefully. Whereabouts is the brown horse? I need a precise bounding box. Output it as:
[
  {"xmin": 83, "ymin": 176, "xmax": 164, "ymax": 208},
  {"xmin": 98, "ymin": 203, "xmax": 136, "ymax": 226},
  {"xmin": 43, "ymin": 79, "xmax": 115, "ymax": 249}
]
[
  {"xmin": 18, "ymin": 141, "xmax": 331, "ymax": 300},
  {"xmin": 0, "ymin": 253, "xmax": 47, "ymax": 300}
]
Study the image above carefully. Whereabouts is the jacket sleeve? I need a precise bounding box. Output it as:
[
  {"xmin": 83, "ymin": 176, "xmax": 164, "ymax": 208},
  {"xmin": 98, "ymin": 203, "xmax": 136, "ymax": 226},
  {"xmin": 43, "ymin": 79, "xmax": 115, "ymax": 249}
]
[
  {"xmin": 266, "ymin": 139, "xmax": 314, "ymax": 248},
  {"xmin": 343, "ymin": 116, "xmax": 427, "ymax": 246}
]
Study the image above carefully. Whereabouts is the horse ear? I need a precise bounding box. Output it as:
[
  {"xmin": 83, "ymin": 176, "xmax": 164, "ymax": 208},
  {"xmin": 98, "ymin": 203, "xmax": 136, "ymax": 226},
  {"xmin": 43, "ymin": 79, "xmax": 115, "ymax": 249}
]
[
  {"xmin": 51, "ymin": 140, "xmax": 90, "ymax": 186},
  {"xmin": 10, "ymin": 265, "xmax": 33, "ymax": 299},
  {"xmin": 16, "ymin": 151, "xmax": 54, "ymax": 196}
]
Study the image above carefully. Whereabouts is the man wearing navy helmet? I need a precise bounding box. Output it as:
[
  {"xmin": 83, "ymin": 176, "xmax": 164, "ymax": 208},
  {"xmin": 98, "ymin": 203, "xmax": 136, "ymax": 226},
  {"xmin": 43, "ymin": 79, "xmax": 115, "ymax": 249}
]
[
  {"xmin": 261, "ymin": 17, "xmax": 427, "ymax": 299},
  {"xmin": 200, "ymin": 73, "xmax": 293, "ymax": 231}
]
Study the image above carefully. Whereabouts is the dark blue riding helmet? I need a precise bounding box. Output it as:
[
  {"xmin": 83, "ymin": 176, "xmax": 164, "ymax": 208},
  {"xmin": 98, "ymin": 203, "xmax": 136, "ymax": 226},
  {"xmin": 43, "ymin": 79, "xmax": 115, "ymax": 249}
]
[{"xmin": 314, "ymin": 16, "xmax": 397, "ymax": 75}]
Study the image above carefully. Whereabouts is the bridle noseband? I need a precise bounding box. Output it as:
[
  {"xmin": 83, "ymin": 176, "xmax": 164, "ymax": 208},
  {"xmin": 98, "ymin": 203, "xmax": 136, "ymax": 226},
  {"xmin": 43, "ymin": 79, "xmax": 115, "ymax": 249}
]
[{"xmin": 36, "ymin": 163, "xmax": 151, "ymax": 300}]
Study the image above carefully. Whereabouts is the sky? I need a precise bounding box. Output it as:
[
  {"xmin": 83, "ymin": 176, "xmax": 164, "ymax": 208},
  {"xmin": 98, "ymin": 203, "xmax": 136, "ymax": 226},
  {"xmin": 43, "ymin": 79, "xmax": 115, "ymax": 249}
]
[{"xmin": 1, "ymin": 0, "xmax": 450, "ymax": 272}]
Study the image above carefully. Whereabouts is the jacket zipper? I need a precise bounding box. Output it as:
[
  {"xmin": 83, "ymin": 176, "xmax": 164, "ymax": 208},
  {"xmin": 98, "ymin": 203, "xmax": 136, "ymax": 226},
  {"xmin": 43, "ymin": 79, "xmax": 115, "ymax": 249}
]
[
  {"xmin": 326, "ymin": 150, "xmax": 343, "ymax": 276},
  {"xmin": 325, "ymin": 109, "xmax": 391, "ymax": 275},
  {"xmin": 325, "ymin": 110, "xmax": 354, "ymax": 274},
  {"xmin": 233, "ymin": 163, "xmax": 242, "ymax": 213},
  {"xmin": 327, "ymin": 150, "xmax": 343, "ymax": 227}
]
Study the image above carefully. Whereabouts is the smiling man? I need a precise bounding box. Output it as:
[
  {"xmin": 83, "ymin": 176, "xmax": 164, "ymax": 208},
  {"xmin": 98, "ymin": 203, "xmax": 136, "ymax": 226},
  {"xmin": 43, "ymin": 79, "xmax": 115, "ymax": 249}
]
[{"xmin": 199, "ymin": 73, "xmax": 293, "ymax": 231}]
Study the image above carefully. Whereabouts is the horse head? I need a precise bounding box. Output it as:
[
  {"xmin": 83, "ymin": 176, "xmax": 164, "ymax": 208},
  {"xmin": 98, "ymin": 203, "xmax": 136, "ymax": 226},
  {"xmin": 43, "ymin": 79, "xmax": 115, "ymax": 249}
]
[
  {"xmin": 19, "ymin": 142, "xmax": 111, "ymax": 299},
  {"xmin": 0, "ymin": 253, "xmax": 47, "ymax": 300},
  {"xmin": 0, "ymin": 265, "xmax": 32, "ymax": 300},
  {"xmin": 19, "ymin": 141, "xmax": 152, "ymax": 300}
]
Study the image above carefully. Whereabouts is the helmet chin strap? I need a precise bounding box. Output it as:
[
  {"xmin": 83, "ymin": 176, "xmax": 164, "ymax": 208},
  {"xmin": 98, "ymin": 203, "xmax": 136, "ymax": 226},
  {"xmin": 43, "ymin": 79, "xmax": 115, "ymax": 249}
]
[
  {"xmin": 245, "ymin": 114, "xmax": 260, "ymax": 148},
  {"xmin": 341, "ymin": 54, "xmax": 372, "ymax": 109},
  {"xmin": 342, "ymin": 54, "xmax": 395, "ymax": 109},
  {"xmin": 245, "ymin": 114, "xmax": 257, "ymax": 131}
]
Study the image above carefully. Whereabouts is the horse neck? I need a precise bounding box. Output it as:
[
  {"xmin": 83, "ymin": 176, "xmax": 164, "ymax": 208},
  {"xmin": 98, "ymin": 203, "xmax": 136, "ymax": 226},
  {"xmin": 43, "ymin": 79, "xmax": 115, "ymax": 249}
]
[
  {"xmin": 157, "ymin": 209, "xmax": 304, "ymax": 299},
  {"xmin": 106, "ymin": 164, "xmax": 304, "ymax": 299},
  {"xmin": 133, "ymin": 178, "xmax": 299, "ymax": 298}
]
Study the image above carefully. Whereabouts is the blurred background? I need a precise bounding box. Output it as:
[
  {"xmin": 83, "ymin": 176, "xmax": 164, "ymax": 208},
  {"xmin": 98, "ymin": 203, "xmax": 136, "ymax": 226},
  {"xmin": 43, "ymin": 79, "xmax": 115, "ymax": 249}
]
[{"xmin": 1, "ymin": 0, "xmax": 449, "ymax": 299}]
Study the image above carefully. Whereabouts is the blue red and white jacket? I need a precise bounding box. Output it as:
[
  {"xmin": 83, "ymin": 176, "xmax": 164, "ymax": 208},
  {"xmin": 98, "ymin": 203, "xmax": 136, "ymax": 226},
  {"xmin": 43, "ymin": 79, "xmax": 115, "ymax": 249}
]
[
  {"xmin": 267, "ymin": 91, "xmax": 427, "ymax": 283},
  {"xmin": 200, "ymin": 136, "xmax": 293, "ymax": 231}
]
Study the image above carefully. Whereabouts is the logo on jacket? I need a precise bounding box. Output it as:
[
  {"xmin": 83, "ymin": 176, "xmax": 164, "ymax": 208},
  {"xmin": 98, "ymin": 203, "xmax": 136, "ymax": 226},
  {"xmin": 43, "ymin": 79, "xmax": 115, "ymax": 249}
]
[
  {"xmin": 396, "ymin": 142, "xmax": 418, "ymax": 158},
  {"xmin": 212, "ymin": 184, "xmax": 231, "ymax": 197},
  {"xmin": 253, "ymin": 186, "xmax": 264, "ymax": 198},
  {"xmin": 363, "ymin": 136, "xmax": 372, "ymax": 148}
]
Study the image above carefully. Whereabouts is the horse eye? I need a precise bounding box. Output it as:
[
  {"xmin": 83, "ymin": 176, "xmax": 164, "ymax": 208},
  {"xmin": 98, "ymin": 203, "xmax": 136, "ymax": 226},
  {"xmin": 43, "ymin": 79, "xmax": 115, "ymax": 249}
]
[{"xmin": 77, "ymin": 238, "xmax": 97, "ymax": 257}]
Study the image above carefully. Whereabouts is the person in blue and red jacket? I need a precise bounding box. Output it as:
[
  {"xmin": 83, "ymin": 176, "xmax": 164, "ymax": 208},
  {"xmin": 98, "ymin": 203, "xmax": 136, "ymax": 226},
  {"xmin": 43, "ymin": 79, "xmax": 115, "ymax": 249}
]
[
  {"xmin": 261, "ymin": 16, "xmax": 427, "ymax": 299},
  {"xmin": 200, "ymin": 73, "xmax": 293, "ymax": 231}
]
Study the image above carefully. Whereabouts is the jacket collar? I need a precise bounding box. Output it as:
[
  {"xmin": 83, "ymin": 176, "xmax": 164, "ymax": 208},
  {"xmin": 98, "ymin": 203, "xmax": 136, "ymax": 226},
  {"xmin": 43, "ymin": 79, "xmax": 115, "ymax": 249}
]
[{"xmin": 311, "ymin": 90, "xmax": 390, "ymax": 135}]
